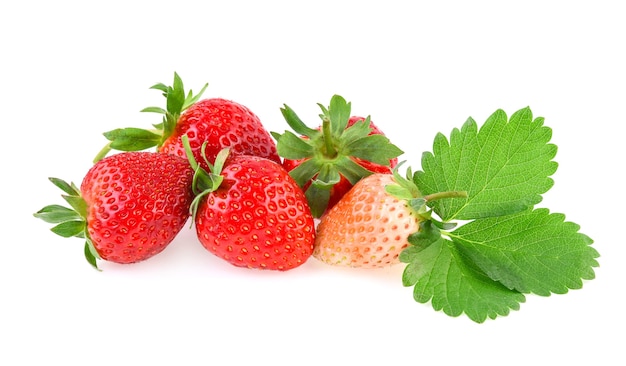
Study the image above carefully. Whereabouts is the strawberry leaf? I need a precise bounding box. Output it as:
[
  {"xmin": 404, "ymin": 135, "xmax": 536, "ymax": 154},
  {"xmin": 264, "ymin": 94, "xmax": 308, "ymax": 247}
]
[
  {"xmin": 449, "ymin": 208, "xmax": 599, "ymax": 295},
  {"xmin": 403, "ymin": 107, "xmax": 598, "ymax": 322},
  {"xmin": 401, "ymin": 238, "xmax": 525, "ymax": 323},
  {"xmin": 415, "ymin": 107, "xmax": 557, "ymax": 221}
]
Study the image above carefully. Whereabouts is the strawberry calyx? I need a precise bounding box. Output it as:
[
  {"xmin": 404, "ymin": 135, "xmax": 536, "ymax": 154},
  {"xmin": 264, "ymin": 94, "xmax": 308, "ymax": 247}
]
[
  {"xmin": 93, "ymin": 72, "xmax": 208, "ymax": 163},
  {"xmin": 33, "ymin": 178, "xmax": 101, "ymax": 271},
  {"xmin": 272, "ymin": 94, "xmax": 404, "ymax": 217},
  {"xmin": 385, "ymin": 163, "xmax": 468, "ymax": 251},
  {"xmin": 181, "ymin": 134, "xmax": 228, "ymax": 220}
]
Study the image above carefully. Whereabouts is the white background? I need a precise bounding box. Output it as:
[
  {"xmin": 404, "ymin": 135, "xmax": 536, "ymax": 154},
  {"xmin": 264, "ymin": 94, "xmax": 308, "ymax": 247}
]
[{"xmin": 2, "ymin": 1, "xmax": 624, "ymax": 365}]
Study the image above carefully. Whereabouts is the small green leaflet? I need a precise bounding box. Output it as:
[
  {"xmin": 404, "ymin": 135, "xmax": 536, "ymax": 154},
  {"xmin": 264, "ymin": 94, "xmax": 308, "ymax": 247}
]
[{"xmin": 402, "ymin": 107, "xmax": 599, "ymax": 322}]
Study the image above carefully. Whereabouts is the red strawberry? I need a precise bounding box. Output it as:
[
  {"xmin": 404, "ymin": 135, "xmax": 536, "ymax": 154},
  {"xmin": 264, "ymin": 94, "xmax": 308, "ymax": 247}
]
[
  {"xmin": 34, "ymin": 152, "xmax": 194, "ymax": 270},
  {"xmin": 183, "ymin": 136, "xmax": 315, "ymax": 271},
  {"xmin": 94, "ymin": 72, "xmax": 279, "ymax": 169},
  {"xmin": 273, "ymin": 95, "xmax": 403, "ymax": 217},
  {"xmin": 314, "ymin": 169, "xmax": 467, "ymax": 268}
]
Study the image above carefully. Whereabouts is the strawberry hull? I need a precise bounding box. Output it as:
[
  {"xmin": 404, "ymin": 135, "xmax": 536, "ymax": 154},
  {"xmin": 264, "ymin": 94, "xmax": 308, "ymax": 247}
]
[{"xmin": 275, "ymin": 96, "xmax": 404, "ymax": 219}]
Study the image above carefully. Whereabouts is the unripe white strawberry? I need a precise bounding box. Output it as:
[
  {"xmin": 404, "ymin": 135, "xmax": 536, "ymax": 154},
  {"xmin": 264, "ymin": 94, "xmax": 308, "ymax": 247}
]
[{"xmin": 314, "ymin": 174, "xmax": 419, "ymax": 268}]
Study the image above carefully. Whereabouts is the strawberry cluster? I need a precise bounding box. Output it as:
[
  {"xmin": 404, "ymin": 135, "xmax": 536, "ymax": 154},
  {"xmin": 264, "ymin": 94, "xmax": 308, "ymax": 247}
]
[{"xmin": 35, "ymin": 72, "xmax": 427, "ymax": 271}]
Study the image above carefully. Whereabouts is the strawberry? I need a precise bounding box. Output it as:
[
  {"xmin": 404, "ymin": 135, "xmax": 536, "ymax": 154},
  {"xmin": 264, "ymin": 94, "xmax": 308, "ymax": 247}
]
[
  {"xmin": 94, "ymin": 72, "xmax": 280, "ymax": 169},
  {"xmin": 314, "ymin": 173, "xmax": 416, "ymax": 268},
  {"xmin": 314, "ymin": 168, "xmax": 467, "ymax": 268},
  {"xmin": 182, "ymin": 136, "xmax": 316, "ymax": 271},
  {"xmin": 159, "ymin": 98, "xmax": 280, "ymax": 167},
  {"xmin": 34, "ymin": 152, "xmax": 194, "ymax": 270},
  {"xmin": 272, "ymin": 94, "xmax": 403, "ymax": 217}
]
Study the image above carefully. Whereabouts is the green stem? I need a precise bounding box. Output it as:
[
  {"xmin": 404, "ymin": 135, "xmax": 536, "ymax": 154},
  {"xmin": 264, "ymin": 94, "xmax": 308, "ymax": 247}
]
[
  {"xmin": 321, "ymin": 117, "xmax": 337, "ymax": 158},
  {"xmin": 93, "ymin": 143, "xmax": 112, "ymax": 163}
]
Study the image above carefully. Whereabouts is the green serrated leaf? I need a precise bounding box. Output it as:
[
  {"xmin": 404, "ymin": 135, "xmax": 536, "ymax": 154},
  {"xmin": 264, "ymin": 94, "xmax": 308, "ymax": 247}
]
[
  {"xmin": 402, "ymin": 238, "xmax": 525, "ymax": 323},
  {"xmin": 449, "ymin": 208, "xmax": 599, "ymax": 295},
  {"xmin": 416, "ymin": 107, "xmax": 557, "ymax": 221}
]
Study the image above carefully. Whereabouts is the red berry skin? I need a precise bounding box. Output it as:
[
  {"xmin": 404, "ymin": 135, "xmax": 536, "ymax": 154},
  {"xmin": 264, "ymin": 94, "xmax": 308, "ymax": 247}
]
[
  {"xmin": 195, "ymin": 155, "xmax": 316, "ymax": 271},
  {"xmin": 282, "ymin": 116, "xmax": 398, "ymax": 214},
  {"xmin": 159, "ymin": 98, "xmax": 280, "ymax": 170},
  {"xmin": 80, "ymin": 152, "xmax": 194, "ymax": 264}
]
